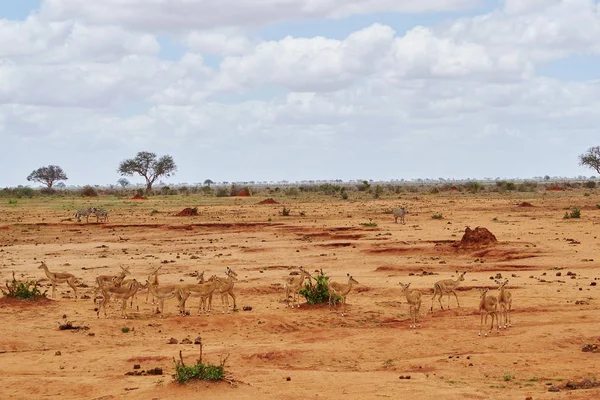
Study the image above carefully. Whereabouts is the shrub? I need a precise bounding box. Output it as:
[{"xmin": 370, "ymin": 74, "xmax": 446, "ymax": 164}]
[
  {"xmin": 584, "ymin": 181, "xmax": 596, "ymax": 189},
  {"xmin": 564, "ymin": 208, "xmax": 581, "ymax": 219},
  {"xmin": 361, "ymin": 221, "xmax": 378, "ymax": 227},
  {"xmin": 201, "ymin": 185, "xmax": 213, "ymax": 195},
  {"xmin": 173, "ymin": 361, "xmax": 224, "ymax": 383},
  {"xmin": 81, "ymin": 185, "xmax": 98, "ymax": 197},
  {"xmin": 431, "ymin": 213, "xmax": 444, "ymax": 219},
  {"xmin": 373, "ymin": 185, "xmax": 383, "ymax": 199},
  {"xmin": 215, "ymin": 187, "xmax": 229, "ymax": 197},
  {"xmin": 468, "ymin": 182, "xmax": 482, "ymax": 193},
  {"xmin": 8, "ymin": 199, "xmax": 17, "ymax": 205},
  {"xmin": 299, "ymin": 270, "xmax": 341, "ymax": 305},
  {"xmin": 356, "ymin": 180, "xmax": 370, "ymax": 191},
  {"xmin": 121, "ymin": 327, "xmax": 130, "ymax": 333},
  {"xmin": 40, "ymin": 187, "xmax": 56, "ymax": 195},
  {"xmin": 281, "ymin": 206, "xmax": 291, "ymax": 216},
  {"xmin": 1, "ymin": 272, "xmax": 47, "ymax": 300},
  {"xmin": 284, "ymin": 187, "xmax": 299, "ymax": 197},
  {"xmin": 340, "ymin": 188, "xmax": 349, "ymax": 200},
  {"xmin": 504, "ymin": 182, "xmax": 516, "ymax": 191}
]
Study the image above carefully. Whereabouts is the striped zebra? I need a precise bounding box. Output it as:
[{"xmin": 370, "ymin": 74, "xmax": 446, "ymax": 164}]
[
  {"xmin": 393, "ymin": 207, "xmax": 408, "ymax": 224},
  {"xmin": 93, "ymin": 209, "xmax": 109, "ymax": 223},
  {"xmin": 75, "ymin": 207, "xmax": 96, "ymax": 223}
]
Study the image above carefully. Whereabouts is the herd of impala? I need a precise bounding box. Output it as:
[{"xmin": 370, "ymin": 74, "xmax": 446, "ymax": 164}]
[{"xmin": 38, "ymin": 258, "xmax": 512, "ymax": 335}]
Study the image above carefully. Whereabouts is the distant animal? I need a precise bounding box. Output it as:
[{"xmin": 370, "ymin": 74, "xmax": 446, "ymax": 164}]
[
  {"xmin": 399, "ymin": 282, "xmax": 422, "ymax": 328},
  {"xmin": 478, "ymin": 288, "xmax": 499, "ymax": 336},
  {"xmin": 393, "ymin": 207, "xmax": 408, "ymax": 224},
  {"xmin": 93, "ymin": 209, "xmax": 109, "ymax": 223},
  {"xmin": 284, "ymin": 266, "xmax": 313, "ymax": 309},
  {"xmin": 74, "ymin": 207, "xmax": 96, "ymax": 223},
  {"xmin": 430, "ymin": 271, "xmax": 467, "ymax": 312},
  {"xmin": 495, "ymin": 279, "xmax": 512, "ymax": 329},
  {"xmin": 328, "ymin": 273, "xmax": 359, "ymax": 316},
  {"xmin": 38, "ymin": 261, "xmax": 79, "ymax": 299}
]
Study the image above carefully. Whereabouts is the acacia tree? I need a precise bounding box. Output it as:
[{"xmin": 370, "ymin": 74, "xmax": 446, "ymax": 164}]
[
  {"xmin": 117, "ymin": 178, "xmax": 130, "ymax": 188},
  {"xmin": 579, "ymin": 146, "xmax": 600, "ymax": 175},
  {"xmin": 117, "ymin": 151, "xmax": 177, "ymax": 194},
  {"xmin": 26, "ymin": 165, "xmax": 68, "ymax": 188}
]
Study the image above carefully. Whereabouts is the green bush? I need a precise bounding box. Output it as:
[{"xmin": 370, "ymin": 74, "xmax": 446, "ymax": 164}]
[
  {"xmin": 299, "ymin": 270, "xmax": 341, "ymax": 305},
  {"xmin": 340, "ymin": 188, "xmax": 349, "ymax": 200},
  {"xmin": 373, "ymin": 185, "xmax": 383, "ymax": 199},
  {"xmin": 431, "ymin": 213, "xmax": 444, "ymax": 219},
  {"xmin": 1, "ymin": 273, "xmax": 47, "ymax": 300},
  {"xmin": 564, "ymin": 208, "xmax": 581, "ymax": 219},
  {"xmin": 173, "ymin": 362, "xmax": 224, "ymax": 383},
  {"xmin": 215, "ymin": 187, "xmax": 229, "ymax": 197},
  {"xmin": 121, "ymin": 327, "xmax": 130, "ymax": 333},
  {"xmin": 360, "ymin": 222, "xmax": 377, "ymax": 227},
  {"xmin": 584, "ymin": 181, "xmax": 596, "ymax": 189},
  {"xmin": 504, "ymin": 182, "xmax": 516, "ymax": 191}
]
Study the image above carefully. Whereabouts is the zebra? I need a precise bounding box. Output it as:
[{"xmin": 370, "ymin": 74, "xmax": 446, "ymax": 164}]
[
  {"xmin": 75, "ymin": 207, "xmax": 96, "ymax": 223},
  {"xmin": 392, "ymin": 207, "xmax": 408, "ymax": 224},
  {"xmin": 93, "ymin": 209, "xmax": 109, "ymax": 223}
]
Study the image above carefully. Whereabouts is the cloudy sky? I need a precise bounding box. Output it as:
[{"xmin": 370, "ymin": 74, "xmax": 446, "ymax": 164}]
[{"xmin": 1, "ymin": 0, "xmax": 599, "ymax": 187}]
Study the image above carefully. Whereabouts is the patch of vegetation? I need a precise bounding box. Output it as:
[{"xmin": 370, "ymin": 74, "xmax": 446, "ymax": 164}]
[
  {"xmin": 564, "ymin": 208, "xmax": 581, "ymax": 219},
  {"xmin": 431, "ymin": 213, "xmax": 444, "ymax": 220},
  {"xmin": 215, "ymin": 187, "xmax": 229, "ymax": 197},
  {"xmin": 81, "ymin": 185, "xmax": 99, "ymax": 197},
  {"xmin": 373, "ymin": 185, "xmax": 383, "ymax": 199},
  {"xmin": 584, "ymin": 180, "xmax": 596, "ymax": 189},
  {"xmin": 596, "ymin": 204, "xmax": 600, "ymax": 209},
  {"xmin": 356, "ymin": 180, "xmax": 370, "ymax": 192},
  {"xmin": 281, "ymin": 206, "xmax": 291, "ymax": 216},
  {"xmin": 1, "ymin": 272, "xmax": 47, "ymax": 300},
  {"xmin": 174, "ymin": 361, "xmax": 224, "ymax": 383},
  {"xmin": 504, "ymin": 374, "xmax": 514, "ymax": 382},
  {"xmin": 360, "ymin": 221, "xmax": 378, "ymax": 227},
  {"xmin": 8, "ymin": 199, "xmax": 17, "ymax": 205},
  {"xmin": 299, "ymin": 270, "xmax": 341, "ymax": 305},
  {"xmin": 341, "ymin": 189, "xmax": 349, "ymax": 200},
  {"xmin": 122, "ymin": 327, "xmax": 131, "ymax": 333}
]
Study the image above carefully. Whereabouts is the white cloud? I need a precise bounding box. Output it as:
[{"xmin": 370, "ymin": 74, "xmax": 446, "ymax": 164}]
[
  {"xmin": 185, "ymin": 29, "xmax": 254, "ymax": 56},
  {"xmin": 39, "ymin": 0, "xmax": 478, "ymax": 31}
]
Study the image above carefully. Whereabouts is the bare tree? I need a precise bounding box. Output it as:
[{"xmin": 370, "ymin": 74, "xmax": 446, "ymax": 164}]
[
  {"xmin": 579, "ymin": 146, "xmax": 600, "ymax": 175},
  {"xmin": 27, "ymin": 165, "xmax": 68, "ymax": 188},
  {"xmin": 117, "ymin": 151, "xmax": 177, "ymax": 194}
]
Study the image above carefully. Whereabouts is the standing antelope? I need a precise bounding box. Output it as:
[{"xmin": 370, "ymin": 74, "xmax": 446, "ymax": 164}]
[
  {"xmin": 94, "ymin": 266, "xmax": 130, "ymax": 300},
  {"xmin": 38, "ymin": 261, "xmax": 79, "ymax": 299},
  {"xmin": 146, "ymin": 277, "xmax": 182, "ymax": 318},
  {"xmin": 478, "ymin": 288, "xmax": 499, "ymax": 336},
  {"xmin": 211, "ymin": 267, "xmax": 238, "ymax": 313},
  {"xmin": 430, "ymin": 271, "xmax": 467, "ymax": 312},
  {"xmin": 146, "ymin": 266, "xmax": 162, "ymax": 305},
  {"xmin": 328, "ymin": 273, "xmax": 359, "ymax": 316},
  {"xmin": 97, "ymin": 278, "xmax": 145, "ymax": 318},
  {"xmin": 178, "ymin": 276, "xmax": 217, "ymax": 315},
  {"xmin": 495, "ymin": 279, "xmax": 512, "ymax": 329},
  {"xmin": 284, "ymin": 266, "xmax": 313, "ymax": 308},
  {"xmin": 399, "ymin": 282, "xmax": 422, "ymax": 328},
  {"xmin": 393, "ymin": 207, "xmax": 409, "ymax": 224}
]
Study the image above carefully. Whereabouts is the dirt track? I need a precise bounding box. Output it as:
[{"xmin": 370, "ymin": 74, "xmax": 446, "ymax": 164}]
[{"xmin": 0, "ymin": 192, "xmax": 599, "ymax": 399}]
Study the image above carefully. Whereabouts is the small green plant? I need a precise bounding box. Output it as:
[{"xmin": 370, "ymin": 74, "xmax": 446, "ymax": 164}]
[
  {"xmin": 503, "ymin": 374, "xmax": 514, "ymax": 382},
  {"xmin": 431, "ymin": 213, "xmax": 443, "ymax": 220},
  {"xmin": 373, "ymin": 185, "xmax": 383, "ymax": 199},
  {"xmin": 8, "ymin": 199, "xmax": 17, "ymax": 205},
  {"xmin": 173, "ymin": 360, "xmax": 225, "ymax": 383},
  {"xmin": 528, "ymin": 377, "xmax": 538, "ymax": 382},
  {"xmin": 596, "ymin": 204, "xmax": 600, "ymax": 209},
  {"xmin": 1, "ymin": 272, "xmax": 47, "ymax": 300},
  {"xmin": 150, "ymin": 209, "xmax": 159, "ymax": 215},
  {"xmin": 281, "ymin": 206, "xmax": 291, "ymax": 216},
  {"xmin": 492, "ymin": 217, "xmax": 498, "ymax": 221},
  {"xmin": 299, "ymin": 270, "xmax": 341, "ymax": 305},
  {"xmin": 340, "ymin": 188, "xmax": 349, "ymax": 200},
  {"xmin": 121, "ymin": 327, "xmax": 130, "ymax": 333},
  {"xmin": 215, "ymin": 187, "xmax": 229, "ymax": 197},
  {"xmin": 299, "ymin": 211, "xmax": 306, "ymax": 217},
  {"xmin": 360, "ymin": 221, "xmax": 378, "ymax": 227},
  {"xmin": 564, "ymin": 208, "xmax": 581, "ymax": 219}
]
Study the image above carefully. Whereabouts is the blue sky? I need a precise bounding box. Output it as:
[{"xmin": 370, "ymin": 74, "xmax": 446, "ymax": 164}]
[{"xmin": 1, "ymin": 0, "xmax": 599, "ymax": 187}]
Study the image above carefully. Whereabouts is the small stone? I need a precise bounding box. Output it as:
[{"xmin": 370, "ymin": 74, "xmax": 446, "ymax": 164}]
[
  {"xmin": 286, "ymin": 376, "xmax": 291, "ymax": 381},
  {"xmin": 181, "ymin": 338, "xmax": 192, "ymax": 344},
  {"xmin": 194, "ymin": 336, "xmax": 202, "ymax": 345},
  {"xmin": 591, "ymin": 282, "xmax": 597, "ymax": 286},
  {"xmin": 243, "ymin": 306, "xmax": 253, "ymax": 311},
  {"xmin": 133, "ymin": 364, "xmax": 140, "ymax": 369},
  {"xmin": 548, "ymin": 386, "xmax": 560, "ymax": 392},
  {"xmin": 168, "ymin": 338, "xmax": 178, "ymax": 344},
  {"xmin": 525, "ymin": 397, "xmax": 533, "ymax": 400},
  {"xmin": 556, "ymin": 272, "xmax": 561, "ymax": 276},
  {"xmin": 55, "ymin": 351, "xmax": 61, "ymax": 356}
]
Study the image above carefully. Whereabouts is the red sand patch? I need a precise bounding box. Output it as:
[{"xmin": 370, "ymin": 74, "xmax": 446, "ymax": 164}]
[
  {"xmin": 176, "ymin": 208, "xmax": 198, "ymax": 217},
  {"xmin": 518, "ymin": 202, "xmax": 535, "ymax": 207},
  {"xmin": 257, "ymin": 198, "xmax": 279, "ymax": 205},
  {"xmin": 547, "ymin": 185, "xmax": 564, "ymax": 191},
  {"xmin": 0, "ymin": 226, "xmax": 10, "ymax": 230},
  {"xmin": 131, "ymin": 194, "xmax": 148, "ymax": 200},
  {"xmin": 455, "ymin": 226, "xmax": 497, "ymax": 248},
  {"xmin": 0, "ymin": 297, "xmax": 55, "ymax": 307}
]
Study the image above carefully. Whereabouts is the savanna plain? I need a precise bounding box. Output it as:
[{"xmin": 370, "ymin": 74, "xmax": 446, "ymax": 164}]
[{"xmin": 0, "ymin": 188, "xmax": 599, "ymax": 400}]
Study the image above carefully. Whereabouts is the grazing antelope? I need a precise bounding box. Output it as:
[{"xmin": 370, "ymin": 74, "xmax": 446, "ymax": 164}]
[
  {"xmin": 178, "ymin": 275, "xmax": 217, "ymax": 315},
  {"xmin": 284, "ymin": 266, "xmax": 313, "ymax": 308},
  {"xmin": 393, "ymin": 207, "xmax": 409, "ymax": 224},
  {"xmin": 146, "ymin": 278, "xmax": 182, "ymax": 318},
  {"xmin": 97, "ymin": 278, "xmax": 145, "ymax": 319},
  {"xmin": 495, "ymin": 279, "xmax": 512, "ymax": 329},
  {"xmin": 399, "ymin": 282, "xmax": 422, "ymax": 328},
  {"xmin": 328, "ymin": 273, "xmax": 359, "ymax": 316},
  {"xmin": 38, "ymin": 261, "xmax": 78, "ymax": 299},
  {"xmin": 430, "ymin": 271, "xmax": 467, "ymax": 312},
  {"xmin": 478, "ymin": 288, "xmax": 499, "ymax": 336},
  {"xmin": 74, "ymin": 207, "xmax": 96, "ymax": 223},
  {"xmin": 210, "ymin": 267, "xmax": 238, "ymax": 314}
]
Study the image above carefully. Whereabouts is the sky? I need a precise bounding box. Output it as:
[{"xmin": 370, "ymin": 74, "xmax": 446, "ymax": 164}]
[{"xmin": 1, "ymin": 0, "xmax": 600, "ymax": 187}]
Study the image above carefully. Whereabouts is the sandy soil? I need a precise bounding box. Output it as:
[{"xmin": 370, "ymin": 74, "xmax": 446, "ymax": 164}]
[{"xmin": 0, "ymin": 191, "xmax": 599, "ymax": 399}]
